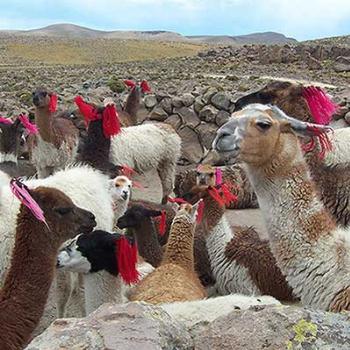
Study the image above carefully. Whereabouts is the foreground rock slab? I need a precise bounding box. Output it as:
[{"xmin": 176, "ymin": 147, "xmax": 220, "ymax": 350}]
[{"xmin": 27, "ymin": 303, "xmax": 350, "ymax": 350}]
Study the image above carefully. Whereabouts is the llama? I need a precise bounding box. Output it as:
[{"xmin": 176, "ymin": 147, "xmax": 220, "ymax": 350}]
[
  {"xmin": 0, "ymin": 182, "xmax": 96, "ymax": 350},
  {"xmin": 75, "ymin": 96, "xmax": 181, "ymax": 204},
  {"xmin": 175, "ymin": 164, "xmax": 258, "ymax": 209},
  {"xmin": 213, "ymin": 103, "xmax": 350, "ymax": 312},
  {"xmin": 128, "ymin": 202, "xmax": 207, "ymax": 304},
  {"xmin": 182, "ymin": 184, "xmax": 295, "ymax": 301},
  {"xmin": 0, "ymin": 116, "xmax": 36, "ymax": 178},
  {"xmin": 30, "ymin": 88, "xmax": 80, "ymax": 178},
  {"xmin": 117, "ymin": 203, "xmax": 216, "ymax": 288},
  {"xmin": 0, "ymin": 165, "xmax": 115, "ymax": 329}
]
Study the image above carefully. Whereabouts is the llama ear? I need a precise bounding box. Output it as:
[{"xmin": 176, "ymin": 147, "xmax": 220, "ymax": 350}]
[{"xmin": 191, "ymin": 200, "xmax": 201, "ymax": 217}]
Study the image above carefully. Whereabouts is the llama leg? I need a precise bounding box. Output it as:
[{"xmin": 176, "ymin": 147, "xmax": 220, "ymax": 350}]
[
  {"xmin": 55, "ymin": 270, "xmax": 73, "ymax": 318},
  {"xmin": 157, "ymin": 160, "xmax": 176, "ymax": 204}
]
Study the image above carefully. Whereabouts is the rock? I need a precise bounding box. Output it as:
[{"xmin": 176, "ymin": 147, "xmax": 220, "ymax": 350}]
[
  {"xmin": 181, "ymin": 93, "xmax": 195, "ymax": 107},
  {"xmin": 345, "ymin": 111, "xmax": 350, "ymax": 125},
  {"xmin": 172, "ymin": 97, "xmax": 183, "ymax": 108},
  {"xmin": 197, "ymin": 123, "xmax": 219, "ymax": 149},
  {"xmin": 306, "ymin": 54, "xmax": 322, "ymax": 70},
  {"xmin": 194, "ymin": 96, "xmax": 206, "ymax": 114},
  {"xmin": 164, "ymin": 114, "xmax": 183, "ymax": 130},
  {"xmin": 194, "ymin": 305, "xmax": 350, "ymax": 350},
  {"xmin": 174, "ymin": 106, "xmax": 200, "ymax": 127},
  {"xmin": 177, "ymin": 126, "xmax": 204, "ymax": 164},
  {"xmin": 149, "ymin": 106, "xmax": 168, "ymax": 121},
  {"xmin": 159, "ymin": 97, "xmax": 173, "ymax": 114},
  {"xmin": 27, "ymin": 303, "xmax": 193, "ymax": 350},
  {"xmin": 144, "ymin": 94, "xmax": 158, "ymax": 109},
  {"xmin": 107, "ymin": 76, "xmax": 125, "ymax": 93},
  {"xmin": 215, "ymin": 110, "xmax": 230, "ymax": 126},
  {"xmin": 211, "ymin": 92, "xmax": 230, "ymax": 111},
  {"xmin": 199, "ymin": 105, "xmax": 219, "ymax": 123},
  {"xmin": 202, "ymin": 87, "xmax": 218, "ymax": 104}
]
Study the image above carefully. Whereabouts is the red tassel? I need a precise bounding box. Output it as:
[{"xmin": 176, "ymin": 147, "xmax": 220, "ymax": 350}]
[
  {"xmin": 74, "ymin": 96, "xmax": 99, "ymax": 122},
  {"xmin": 120, "ymin": 165, "xmax": 135, "ymax": 178},
  {"xmin": 221, "ymin": 183, "xmax": 238, "ymax": 205},
  {"xmin": 168, "ymin": 197, "xmax": 188, "ymax": 204},
  {"xmin": 116, "ymin": 236, "xmax": 139, "ymax": 285},
  {"xmin": 140, "ymin": 80, "xmax": 151, "ymax": 93},
  {"xmin": 48, "ymin": 94, "xmax": 58, "ymax": 113},
  {"xmin": 124, "ymin": 80, "xmax": 136, "ymax": 88},
  {"xmin": 208, "ymin": 186, "xmax": 225, "ymax": 207},
  {"xmin": 196, "ymin": 200, "xmax": 204, "ymax": 223},
  {"xmin": 102, "ymin": 104, "xmax": 121, "ymax": 138},
  {"xmin": 158, "ymin": 210, "xmax": 166, "ymax": 236}
]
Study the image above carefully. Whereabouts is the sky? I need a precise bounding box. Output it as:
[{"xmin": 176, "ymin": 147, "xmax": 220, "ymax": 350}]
[{"xmin": 0, "ymin": 0, "xmax": 349, "ymax": 41}]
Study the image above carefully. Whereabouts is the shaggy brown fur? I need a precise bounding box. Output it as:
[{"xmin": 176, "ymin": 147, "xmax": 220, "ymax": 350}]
[
  {"xmin": 234, "ymin": 81, "xmax": 312, "ymax": 122},
  {"xmin": 225, "ymin": 226, "xmax": 296, "ymax": 301},
  {"xmin": 0, "ymin": 186, "xmax": 96, "ymax": 350},
  {"xmin": 128, "ymin": 204, "xmax": 206, "ymax": 304}
]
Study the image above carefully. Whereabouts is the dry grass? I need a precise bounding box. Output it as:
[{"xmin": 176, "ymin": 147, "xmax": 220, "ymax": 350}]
[{"xmin": 5, "ymin": 38, "xmax": 204, "ymax": 65}]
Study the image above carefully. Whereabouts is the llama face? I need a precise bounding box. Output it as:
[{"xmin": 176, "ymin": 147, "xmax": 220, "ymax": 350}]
[
  {"xmin": 32, "ymin": 88, "xmax": 51, "ymax": 108},
  {"xmin": 117, "ymin": 205, "xmax": 161, "ymax": 229},
  {"xmin": 109, "ymin": 176, "xmax": 132, "ymax": 203},
  {"xmin": 196, "ymin": 164, "xmax": 216, "ymax": 187},
  {"xmin": 176, "ymin": 202, "xmax": 200, "ymax": 224}
]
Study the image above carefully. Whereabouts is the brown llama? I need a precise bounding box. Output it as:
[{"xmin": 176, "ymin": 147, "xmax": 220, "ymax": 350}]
[
  {"xmin": 0, "ymin": 184, "xmax": 96, "ymax": 350},
  {"xmin": 128, "ymin": 202, "xmax": 207, "ymax": 304}
]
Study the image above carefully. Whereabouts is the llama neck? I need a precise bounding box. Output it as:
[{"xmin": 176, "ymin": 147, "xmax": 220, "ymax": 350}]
[
  {"xmin": 0, "ymin": 213, "xmax": 59, "ymax": 349},
  {"xmin": 34, "ymin": 106, "xmax": 54, "ymax": 143},
  {"xmin": 245, "ymin": 148, "xmax": 336, "ymax": 267},
  {"xmin": 83, "ymin": 272, "xmax": 123, "ymax": 314},
  {"xmin": 162, "ymin": 218, "xmax": 195, "ymax": 270},
  {"xmin": 132, "ymin": 220, "xmax": 163, "ymax": 267},
  {"xmin": 113, "ymin": 200, "xmax": 129, "ymax": 224},
  {"xmin": 202, "ymin": 193, "xmax": 226, "ymax": 232}
]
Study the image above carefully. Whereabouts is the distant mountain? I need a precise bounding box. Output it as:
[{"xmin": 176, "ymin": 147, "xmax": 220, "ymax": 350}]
[
  {"xmin": 0, "ymin": 23, "xmax": 298, "ymax": 45},
  {"xmin": 187, "ymin": 32, "xmax": 297, "ymax": 45}
]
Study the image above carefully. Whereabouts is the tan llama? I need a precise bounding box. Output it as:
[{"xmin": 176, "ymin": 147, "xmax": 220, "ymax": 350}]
[{"xmin": 128, "ymin": 202, "xmax": 207, "ymax": 304}]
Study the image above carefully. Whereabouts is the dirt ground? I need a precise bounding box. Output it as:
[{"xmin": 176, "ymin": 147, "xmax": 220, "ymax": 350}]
[{"xmin": 132, "ymin": 169, "xmax": 268, "ymax": 239}]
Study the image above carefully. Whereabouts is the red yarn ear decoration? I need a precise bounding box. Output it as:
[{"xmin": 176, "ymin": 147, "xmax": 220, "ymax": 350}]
[
  {"xmin": 196, "ymin": 200, "xmax": 205, "ymax": 224},
  {"xmin": 302, "ymin": 86, "xmax": 338, "ymax": 125},
  {"xmin": 74, "ymin": 96, "xmax": 99, "ymax": 123},
  {"xmin": 140, "ymin": 80, "xmax": 151, "ymax": 93},
  {"xmin": 303, "ymin": 125, "xmax": 333, "ymax": 159},
  {"xmin": 0, "ymin": 116, "xmax": 13, "ymax": 125},
  {"xmin": 124, "ymin": 80, "xmax": 136, "ymax": 88},
  {"xmin": 168, "ymin": 197, "xmax": 188, "ymax": 204},
  {"xmin": 102, "ymin": 104, "xmax": 121, "ymax": 138},
  {"xmin": 120, "ymin": 165, "xmax": 135, "ymax": 178},
  {"xmin": 48, "ymin": 94, "xmax": 58, "ymax": 113},
  {"xmin": 18, "ymin": 114, "xmax": 39, "ymax": 135},
  {"xmin": 116, "ymin": 235, "xmax": 139, "ymax": 285},
  {"xmin": 221, "ymin": 183, "xmax": 238, "ymax": 206},
  {"xmin": 208, "ymin": 186, "xmax": 225, "ymax": 207},
  {"xmin": 158, "ymin": 210, "xmax": 166, "ymax": 236}
]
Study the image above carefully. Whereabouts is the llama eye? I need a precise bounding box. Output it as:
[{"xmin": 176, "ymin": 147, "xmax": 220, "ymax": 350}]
[
  {"xmin": 115, "ymin": 184, "xmax": 120, "ymax": 187},
  {"xmin": 55, "ymin": 207, "xmax": 73, "ymax": 215},
  {"xmin": 196, "ymin": 172, "xmax": 200, "ymax": 176},
  {"xmin": 256, "ymin": 121, "xmax": 271, "ymax": 131}
]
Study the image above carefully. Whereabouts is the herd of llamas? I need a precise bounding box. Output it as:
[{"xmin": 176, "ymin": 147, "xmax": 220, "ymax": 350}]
[{"xmin": 0, "ymin": 79, "xmax": 349, "ymax": 349}]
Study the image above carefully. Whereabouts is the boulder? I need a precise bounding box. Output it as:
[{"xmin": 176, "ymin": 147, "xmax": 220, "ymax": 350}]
[
  {"xmin": 345, "ymin": 111, "xmax": 350, "ymax": 125},
  {"xmin": 334, "ymin": 56, "xmax": 350, "ymax": 72},
  {"xmin": 159, "ymin": 97, "xmax": 173, "ymax": 114},
  {"xmin": 174, "ymin": 106, "xmax": 201, "ymax": 127},
  {"xmin": 215, "ymin": 110, "xmax": 231, "ymax": 126},
  {"xmin": 164, "ymin": 114, "xmax": 183, "ymax": 130},
  {"xmin": 177, "ymin": 126, "xmax": 204, "ymax": 164},
  {"xmin": 149, "ymin": 106, "xmax": 168, "ymax": 121},
  {"xmin": 172, "ymin": 97, "xmax": 184, "ymax": 108},
  {"xmin": 202, "ymin": 87, "xmax": 218, "ymax": 104},
  {"xmin": 194, "ymin": 96, "xmax": 206, "ymax": 114},
  {"xmin": 211, "ymin": 92, "xmax": 231, "ymax": 111},
  {"xmin": 199, "ymin": 105, "xmax": 219, "ymax": 123},
  {"xmin": 144, "ymin": 94, "xmax": 158, "ymax": 109},
  {"xmin": 197, "ymin": 123, "xmax": 219, "ymax": 149},
  {"xmin": 181, "ymin": 93, "xmax": 195, "ymax": 107},
  {"xmin": 27, "ymin": 303, "xmax": 192, "ymax": 350}
]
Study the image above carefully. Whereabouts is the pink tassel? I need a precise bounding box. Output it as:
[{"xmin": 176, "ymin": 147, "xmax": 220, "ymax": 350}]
[
  {"xmin": 116, "ymin": 236, "xmax": 139, "ymax": 285},
  {"xmin": 10, "ymin": 178, "xmax": 48, "ymax": 227},
  {"xmin": 48, "ymin": 94, "xmax": 58, "ymax": 113},
  {"xmin": 196, "ymin": 200, "xmax": 204, "ymax": 224},
  {"xmin": 0, "ymin": 116, "xmax": 13, "ymax": 125},
  {"xmin": 303, "ymin": 125, "xmax": 333, "ymax": 159},
  {"xmin": 215, "ymin": 168, "xmax": 223, "ymax": 186},
  {"xmin": 18, "ymin": 114, "xmax": 39, "ymax": 135},
  {"xmin": 120, "ymin": 165, "xmax": 135, "ymax": 178},
  {"xmin": 168, "ymin": 197, "xmax": 188, "ymax": 204},
  {"xmin": 302, "ymin": 86, "xmax": 339, "ymax": 125}
]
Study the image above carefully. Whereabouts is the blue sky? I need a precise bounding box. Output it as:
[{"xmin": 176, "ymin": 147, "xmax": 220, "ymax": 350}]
[{"xmin": 0, "ymin": 0, "xmax": 349, "ymax": 40}]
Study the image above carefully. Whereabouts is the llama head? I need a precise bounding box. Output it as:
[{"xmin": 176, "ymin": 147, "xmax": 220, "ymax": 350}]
[
  {"xmin": 0, "ymin": 118, "xmax": 24, "ymax": 159},
  {"xmin": 196, "ymin": 164, "xmax": 216, "ymax": 186},
  {"xmin": 109, "ymin": 175, "xmax": 132, "ymax": 203},
  {"xmin": 117, "ymin": 204, "xmax": 161, "ymax": 229},
  {"xmin": 174, "ymin": 201, "xmax": 201, "ymax": 224},
  {"xmin": 23, "ymin": 186, "xmax": 96, "ymax": 242},
  {"xmin": 213, "ymin": 104, "xmax": 332, "ymax": 168},
  {"xmin": 57, "ymin": 230, "xmax": 122, "ymax": 275},
  {"xmin": 32, "ymin": 87, "xmax": 57, "ymax": 111}
]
